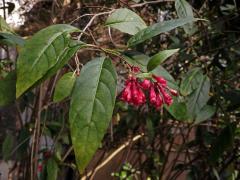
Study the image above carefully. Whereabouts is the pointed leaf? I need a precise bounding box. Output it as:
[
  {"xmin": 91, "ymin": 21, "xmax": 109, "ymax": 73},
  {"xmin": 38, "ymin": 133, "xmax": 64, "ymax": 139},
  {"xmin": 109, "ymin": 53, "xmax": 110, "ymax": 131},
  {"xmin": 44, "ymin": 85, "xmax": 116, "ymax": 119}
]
[
  {"xmin": 53, "ymin": 72, "xmax": 76, "ymax": 102},
  {"xmin": 16, "ymin": 24, "xmax": 82, "ymax": 98},
  {"xmin": 127, "ymin": 17, "xmax": 198, "ymax": 47},
  {"xmin": 195, "ymin": 105, "xmax": 216, "ymax": 124},
  {"xmin": 180, "ymin": 68, "xmax": 203, "ymax": 96},
  {"xmin": 0, "ymin": 71, "xmax": 16, "ymax": 106},
  {"xmin": 175, "ymin": 0, "xmax": 197, "ymax": 35},
  {"xmin": 147, "ymin": 49, "xmax": 179, "ymax": 71},
  {"xmin": 106, "ymin": 8, "xmax": 147, "ymax": 35},
  {"xmin": 69, "ymin": 57, "xmax": 117, "ymax": 173},
  {"xmin": 186, "ymin": 75, "xmax": 210, "ymax": 118}
]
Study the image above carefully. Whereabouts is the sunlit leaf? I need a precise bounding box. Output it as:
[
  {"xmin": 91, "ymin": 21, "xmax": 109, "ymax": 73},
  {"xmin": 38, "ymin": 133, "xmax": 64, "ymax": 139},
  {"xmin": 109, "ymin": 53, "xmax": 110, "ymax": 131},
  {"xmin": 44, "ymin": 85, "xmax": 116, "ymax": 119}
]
[{"xmin": 16, "ymin": 24, "xmax": 83, "ymax": 97}]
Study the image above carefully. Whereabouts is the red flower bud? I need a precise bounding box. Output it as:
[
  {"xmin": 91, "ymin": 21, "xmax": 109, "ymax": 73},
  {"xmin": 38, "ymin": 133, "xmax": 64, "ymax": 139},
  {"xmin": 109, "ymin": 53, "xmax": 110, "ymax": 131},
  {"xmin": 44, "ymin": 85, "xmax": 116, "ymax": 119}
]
[
  {"xmin": 141, "ymin": 79, "xmax": 151, "ymax": 90},
  {"xmin": 153, "ymin": 75, "xmax": 167, "ymax": 87},
  {"xmin": 169, "ymin": 88, "xmax": 178, "ymax": 96},
  {"xmin": 132, "ymin": 66, "xmax": 140, "ymax": 73},
  {"xmin": 149, "ymin": 86, "xmax": 157, "ymax": 105},
  {"xmin": 155, "ymin": 94, "xmax": 163, "ymax": 108}
]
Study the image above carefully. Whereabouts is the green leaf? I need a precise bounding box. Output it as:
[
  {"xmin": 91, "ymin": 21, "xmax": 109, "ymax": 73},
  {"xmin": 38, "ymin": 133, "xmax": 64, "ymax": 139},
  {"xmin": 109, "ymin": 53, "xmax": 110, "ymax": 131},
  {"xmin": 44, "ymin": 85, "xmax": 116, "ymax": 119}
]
[
  {"xmin": 165, "ymin": 98, "xmax": 189, "ymax": 121},
  {"xmin": 195, "ymin": 105, "xmax": 216, "ymax": 124},
  {"xmin": 122, "ymin": 51, "xmax": 150, "ymax": 72},
  {"xmin": 47, "ymin": 158, "xmax": 58, "ymax": 180},
  {"xmin": 69, "ymin": 57, "xmax": 117, "ymax": 173},
  {"xmin": 127, "ymin": 17, "xmax": 197, "ymax": 47},
  {"xmin": 175, "ymin": 0, "xmax": 197, "ymax": 35},
  {"xmin": 0, "ymin": 32, "xmax": 25, "ymax": 46},
  {"xmin": 16, "ymin": 24, "xmax": 83, "ymax": 98},
  {"xmin": 186, "ymin": 75, "xmax": 210, "ymax": 118},
  {"xmin": 147, "ymin": 49, "xmax": 179, "ymax": 71},
  {"xmin": 2, "ymin": 133, "xmax": 14, "ymax": 161},
  {"xmin": 151, "ymin": 66, "xmax": 178, "ymax": 90},
  {"xmin": 106, "ymin": 8, "xmax": 147, "ymax": 35},
  {"xmin": 53, "ymin": 72, "xmax": 76, "ymax": 102},
  {"xmin": 0, "ymin": 71, "xmax": 16, "ymax": 106},
  {"xmin": 0, "ymin": 16, "xmax": 12, "ymax": 32},
  {"xmin": 209, "ymin": 123, "xmax": 236, "ymax": 164},
  {"xmin": 180, "ymin": 68, "xmax": 203, "ymax": 96}
]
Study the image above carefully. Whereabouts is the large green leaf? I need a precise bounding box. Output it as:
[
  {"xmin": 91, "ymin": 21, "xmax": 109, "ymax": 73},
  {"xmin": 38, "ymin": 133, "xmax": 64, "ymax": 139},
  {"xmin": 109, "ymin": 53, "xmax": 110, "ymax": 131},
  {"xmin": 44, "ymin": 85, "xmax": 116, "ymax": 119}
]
[
  {"xmin": 165, "ymin": 97, "xmax": 189, "ymax": 121},
  {"xmin": 195, "ymin": 105, "xmax": 216, "ymax": 124},
  {"xmin": 53, "ymin": 72, "xmax": 76, "ymax": 103},
  {"xmin": 175, "ymin": 0, "xmax": 197, "ymax": 35},
  {"xmin": 147, "ymin": 49, "xmax": 179, "ymax": 71},
  {"xmin": 69, "ymin": 57, "xmax": 117, "ymax": 173},
  {"xmin": 127, "ymin": 17, "xmax": 197, "ymax": 47},
  {"xmin": 16, "ymin": 24, "xmax": 82, "ymax": 98},
  {"xmin": 106, "ymin": 8, "xmax": 147, "ymax": 35},
  {"xmin": 180, "ymin": 68, "xmax": 203, "ymax": 96},
  {"xmin": 0, "ymin": 71, "xmax": 16, "ymax": 106},
  {"xmin": 186, "ymin": 75, "xmax": 210, "ymax": 118}
]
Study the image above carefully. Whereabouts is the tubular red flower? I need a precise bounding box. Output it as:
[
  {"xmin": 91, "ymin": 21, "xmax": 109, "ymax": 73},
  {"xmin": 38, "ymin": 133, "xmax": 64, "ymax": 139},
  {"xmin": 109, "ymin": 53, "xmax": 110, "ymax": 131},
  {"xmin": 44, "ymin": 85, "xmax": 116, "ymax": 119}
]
[
  {"xmin": 169, "ymin": 88, "xmax": 178, "ymax": 96},
  {"xmin": 149, "ymin": 86, "xmax": 157, "ymax": 105},
  {"xmin": 152, "ymin": 75, "xmax": 167, "ymax": 87},
  {"xmin": 141, "ymin": 79, "xmax": 151, "ymax": 90}
]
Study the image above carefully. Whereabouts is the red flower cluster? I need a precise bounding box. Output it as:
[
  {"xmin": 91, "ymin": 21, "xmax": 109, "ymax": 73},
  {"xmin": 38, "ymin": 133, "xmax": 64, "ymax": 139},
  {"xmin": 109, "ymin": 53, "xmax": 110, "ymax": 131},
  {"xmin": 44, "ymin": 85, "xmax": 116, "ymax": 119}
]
[{"xmin": 120, "ymin": 74, "xmax": 178, "ymax": 109}]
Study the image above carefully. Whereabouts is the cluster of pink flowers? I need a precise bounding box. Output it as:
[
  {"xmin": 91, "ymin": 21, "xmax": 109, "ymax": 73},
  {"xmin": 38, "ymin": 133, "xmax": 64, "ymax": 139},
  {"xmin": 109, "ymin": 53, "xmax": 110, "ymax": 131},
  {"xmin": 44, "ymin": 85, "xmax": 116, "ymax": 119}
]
[{"xmin": 120, "ymin": 74, "xmax": 177, "ymax": 109}]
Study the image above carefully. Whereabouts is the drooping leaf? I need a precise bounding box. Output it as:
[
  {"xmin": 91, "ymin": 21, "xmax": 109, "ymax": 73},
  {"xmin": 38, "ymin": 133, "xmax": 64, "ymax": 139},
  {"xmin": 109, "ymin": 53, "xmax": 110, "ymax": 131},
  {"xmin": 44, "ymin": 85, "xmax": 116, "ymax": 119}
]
[
  {"xmin": 209, "ymin": 123, "xmax": 236, "ymax": 164},
  {"xmin": 186, "ymin": 75, "xmax": 210, "ymax": 118},
  {"xmin": 175, "ymin": 0, "xmax": 197, "ymax": 35},
  {"xmin": 195, "ymin": 105, "xmax": 216, "ymax": 124},
  {"xmin": 147, "ymin": 49, "xmax": 179, "ymax": 71},
  {"xmin": 0, "ymin": 71, "xmax": 16, "ymax": 106},
  {"xmin": 122, "ymin": 51, "xmax": 150, "ymax": 72},
  {"xmin": 69, "ymin": 57, "xmax": 117, "ymax": 173},
  {"xmin": 127, "ymin": 17, "xmax": 197, "ymax": 47},
  {"xmin": 2, "ymin": 133, "xmax": 14, "ymax": 161},
  {"xmin": 0, "ymin": 16, "xmax": 12, "ymax": 32},
  {"xmin": 47, "ymin": 158, "xmax": 58, "ymax": 180},
  {"xmin": 53, "ymin": 72, "xmax": 76, "ymax": 102},
  {"xmin": 0, "ymin": 32, "xmax": 25, "ymax": 46},
  {"xmin": 151, "ymin": 66, "xmax": 178, "ymax": 90},
  {"xmin": 106, "ymin": 8, "xmax": 147, "ymax": 35},
  {"xmin": 16, "ymin": 24, "xmax": 83, "ymax": 98},
  {"xmin": 180, "ymin": 68, "xmax": 203, "ymax": 96}
]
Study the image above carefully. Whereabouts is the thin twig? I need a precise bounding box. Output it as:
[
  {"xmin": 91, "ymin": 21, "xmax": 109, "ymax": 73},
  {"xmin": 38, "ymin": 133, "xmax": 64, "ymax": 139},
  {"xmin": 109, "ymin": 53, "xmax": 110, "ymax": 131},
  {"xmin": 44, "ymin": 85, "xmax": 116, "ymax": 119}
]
[
  {"xmin": 82, "ymin": 133, "xmax": 144, "ymax": 180},
  {"xmin": 130, "ymin": 0, "xmax": 174, "ymax": 8},
  {"xmin": 78, "ymin": 10, "xmax": 115, "ymax": 40}
]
